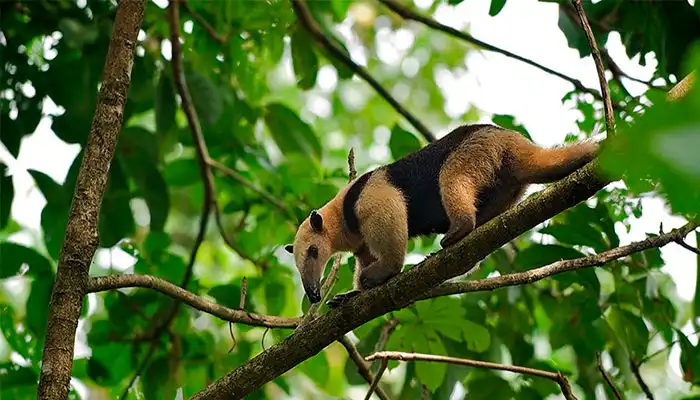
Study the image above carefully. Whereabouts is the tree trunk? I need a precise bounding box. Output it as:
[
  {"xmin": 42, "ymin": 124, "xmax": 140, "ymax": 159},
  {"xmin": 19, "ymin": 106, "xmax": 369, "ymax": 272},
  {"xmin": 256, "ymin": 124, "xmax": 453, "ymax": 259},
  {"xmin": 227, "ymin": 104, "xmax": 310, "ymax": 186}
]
[{"xmin": 37, "ymin": 1, "xmax": 145, "ymax": 398}]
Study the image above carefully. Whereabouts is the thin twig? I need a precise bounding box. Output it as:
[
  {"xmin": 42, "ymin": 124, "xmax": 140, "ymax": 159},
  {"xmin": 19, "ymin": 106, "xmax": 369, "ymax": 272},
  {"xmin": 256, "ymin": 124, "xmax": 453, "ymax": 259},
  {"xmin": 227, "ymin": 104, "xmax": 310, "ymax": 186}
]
[
  {"xmin": 291, "ymin": 0, "xmax": 434, "ymax": 142},
  {"xmin": 181, "ymin": 0, "xmax": 229, "ymax": 43},
  {"xmin": 338, "ymin": 336, "xmax": 391, "ymax": 400},
  {"xmin": 86, "ymin": 274, "xmax": 299, "ymax": 328},
  {"xmin": 629, "ymin": 360, "xmax": 654, "ymax": 400},
  {"xmin": 366, "ymin": 351, "xmax": 577, "ymax": 400},
  {"xmin": 675, "ymin": 239, "xmax": 700, "ymax": 255},
  {"xmin": 373, "ymin": 318, "xmax": 399, "ymax": 355},
  {"xmin": 208, "ymin": 158, "xmax": 291, "ymax": 215},
  {"xmin": 213, "ymin": 202, "xmax": 270, "ymax": 270},
  {"xmin": 596, "ymin": 353, "xmax": 622, "ymax": 400},
  {"xmin": 239, "ymin": 277, "xmax": 247, "ymax": 309},
  {"xmin": 364, "ymin": 358, "xmax": 389, "ymax": 400},
  {"xmin": 571, "ymin": 0, "xmax": 616, "ymax": 136},
  {"xmin": 377, "ymin": 0, "xmax": 603, "ymax": 103},
  {"xmin": 421, "ymin": 222, "xmax": 698, "ymax": 300},
  {"xmin": 637, "ymin": 328, "xmax": 700, "ymax": 365}
]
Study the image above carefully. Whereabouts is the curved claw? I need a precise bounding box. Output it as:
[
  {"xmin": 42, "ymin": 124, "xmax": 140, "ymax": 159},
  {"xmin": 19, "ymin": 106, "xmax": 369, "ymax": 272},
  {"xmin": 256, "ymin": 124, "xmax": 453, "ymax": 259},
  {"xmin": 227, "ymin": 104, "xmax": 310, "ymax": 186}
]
[{"xmin": 326, "ymin": 290, "xmax": 361, "ymax": 309}]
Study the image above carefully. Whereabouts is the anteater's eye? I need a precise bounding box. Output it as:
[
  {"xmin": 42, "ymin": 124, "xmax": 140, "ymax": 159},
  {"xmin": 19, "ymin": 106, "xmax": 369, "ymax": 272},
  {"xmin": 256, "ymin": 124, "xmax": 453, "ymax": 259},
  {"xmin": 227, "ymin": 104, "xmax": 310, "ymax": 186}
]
[{"xmin": 307, "ymin": 246, "xmax": 318, "ymax": 259}]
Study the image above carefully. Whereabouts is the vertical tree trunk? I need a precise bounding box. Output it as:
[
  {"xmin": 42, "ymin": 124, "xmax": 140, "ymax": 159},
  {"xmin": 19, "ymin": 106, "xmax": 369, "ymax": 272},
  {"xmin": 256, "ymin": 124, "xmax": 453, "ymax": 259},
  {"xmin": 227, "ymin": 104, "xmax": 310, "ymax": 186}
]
[{"xmin": 37, "ymin": 1, "xmax": 145, "ymax": 398}]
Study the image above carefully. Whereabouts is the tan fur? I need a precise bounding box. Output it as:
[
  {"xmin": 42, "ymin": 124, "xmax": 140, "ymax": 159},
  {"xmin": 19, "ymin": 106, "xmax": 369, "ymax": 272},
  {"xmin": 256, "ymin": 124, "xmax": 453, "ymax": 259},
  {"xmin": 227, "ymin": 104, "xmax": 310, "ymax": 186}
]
[
  {"xmin": 437, "ymin": 127, "xmax": 598, "ymax": 248},
  {"xmin": 352, "ymin": 170, "xmax": 408, "ymax": 290}
]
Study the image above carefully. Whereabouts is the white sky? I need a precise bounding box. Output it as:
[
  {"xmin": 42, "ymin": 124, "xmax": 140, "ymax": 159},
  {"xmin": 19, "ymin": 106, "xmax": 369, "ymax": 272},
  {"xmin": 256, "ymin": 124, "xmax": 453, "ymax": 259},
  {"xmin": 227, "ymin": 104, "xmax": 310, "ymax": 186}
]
[{"xmin": 0, "ymin": 0, "xmax": 697, "ymax": 398}]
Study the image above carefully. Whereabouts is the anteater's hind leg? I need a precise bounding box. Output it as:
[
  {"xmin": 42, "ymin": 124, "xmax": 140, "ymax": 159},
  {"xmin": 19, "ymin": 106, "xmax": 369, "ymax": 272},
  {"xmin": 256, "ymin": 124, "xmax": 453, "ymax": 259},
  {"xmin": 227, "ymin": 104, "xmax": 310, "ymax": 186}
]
[{"xmin": 438, "ymin": 172, "xmax": 478, "ymax": 248}]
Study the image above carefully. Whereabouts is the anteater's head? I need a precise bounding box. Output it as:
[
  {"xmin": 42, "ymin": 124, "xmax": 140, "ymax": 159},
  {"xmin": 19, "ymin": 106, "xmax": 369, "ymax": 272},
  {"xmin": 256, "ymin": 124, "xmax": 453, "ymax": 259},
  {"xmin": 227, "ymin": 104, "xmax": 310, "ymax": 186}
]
[{"xmin": 284, "ymin": 210, "xmax": 333, "ymax": 303}]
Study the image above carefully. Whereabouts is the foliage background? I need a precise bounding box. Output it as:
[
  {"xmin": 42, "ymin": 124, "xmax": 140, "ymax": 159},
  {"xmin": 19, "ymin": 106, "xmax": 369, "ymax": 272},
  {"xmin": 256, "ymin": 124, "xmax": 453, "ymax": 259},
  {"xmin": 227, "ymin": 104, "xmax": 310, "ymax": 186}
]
[{"xmin": 1, "ymin": 0, "xmax": 700, "ymax": 399}]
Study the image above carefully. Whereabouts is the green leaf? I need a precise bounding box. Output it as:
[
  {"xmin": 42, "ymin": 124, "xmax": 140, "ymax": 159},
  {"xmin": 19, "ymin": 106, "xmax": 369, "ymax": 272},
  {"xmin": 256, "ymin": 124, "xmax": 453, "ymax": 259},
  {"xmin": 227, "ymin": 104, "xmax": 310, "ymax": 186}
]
[
  {"xmin": 677, "ymin": 328, "xmax": 700, "ymax": 384},
  {"xmin": 491, "ymin": 114, "xmax": 532, "ymax": 141},
  {"xmin": 462, "ymin": 320, "xmax": 491, "ymax": 353},
  {"xmin": 389, "ymin": 124, "xmax": 422, "ymax": 160},
  {"xmin": 155, "ymin": 70, "xmax": 177, "ymax": 136},
  {"xmin": 298, "ymin": 351, "xmax": 330, "ymax": 390},
  {"xmin": 514, "ymin": 244, "xmax": 586, "ymax": 270},
  {"xmin": 488, "ymin": 0, "xmax": 507, "ymax": 17},
  {"xmin": 142, "ymin": 356, "xmax": 179, "ymax": 399},
  {"xmin": 0, "ymin": 306, "xmax": 31, "ymax": 360},
  {"xmin": 539, "ymin": 222, "xmax": 608, "ymax": 252},
  {"xmin": 208, "ymin": 283, "xmax": 245, "ymax": 310},
  {"xmin": 186, "ymin": 69, "xmax": 223, "ymax": 126},
  {"xmin": 88, "ymin": 343, "xmax": 133, "ymax": 386},
  {"xmin": 606, "ymin": 307, "xmax": 649, "ymax": 359},
  {"xmin": 694, "ymin": 231, "xmax": 700, "ymax": 326},
  {"xmin": 0, "ymin": 163, "xmax": 13, "ymax": 229},
  {"xmin": 0, "ymin": 242, "xmax": 52, "ymax": 278},
  {"xmin": 98, "ymin": 159, "xmax": 135, "ymax": 247},
  {"xmin": 264, "ymin": 103, "xmax": 322, "ymax": 161},
  {"xmin": 26, "ymin": 277, "xmax": 54, "ymax": 347},
  {"xmin": 415, "ymin": 331, "xmax": 447, "ymax": 392},
  {"xmin": 164, "ymin": 157, "xmax": 201, "ymax": 187},
  {"xmin": 0, "ymin": 362, "xmax": 37, "ymax": 388},
  {"xmin": 291, "ymin": 27, "xmax": 319, "ymax": 90}
]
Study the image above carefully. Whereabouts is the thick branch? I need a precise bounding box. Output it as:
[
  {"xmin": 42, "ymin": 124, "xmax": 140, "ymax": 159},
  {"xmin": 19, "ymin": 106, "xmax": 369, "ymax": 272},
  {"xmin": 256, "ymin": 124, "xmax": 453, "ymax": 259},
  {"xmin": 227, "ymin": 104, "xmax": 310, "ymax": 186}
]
[
  {"xmin": 36, "ymin": 1, "xmax": 145, "ymax": 398},
  {"xmin": 365, "ymin": 351, "xmax": 577, "ymax": 400},
  {"xmin": 338, "ymin": 336, "xmax": 391, "ymax": 400},
  {"xmin": 291, "ymin": 0, "xmax": 435, "ymax": 142},
  {"xmin": 571, "ymin": 0, "xmax": 616, "ymax": 136},
  {"xmin": 377, "ymin": 0, "xmax": 601, "ymax": 102},
  {"xmin": 421, "ymin": 222, "xmax": 698, "ymax": 300},
  {"xmin": 87, "ymin": 275, "xmax": 299, "ymax": 328}
]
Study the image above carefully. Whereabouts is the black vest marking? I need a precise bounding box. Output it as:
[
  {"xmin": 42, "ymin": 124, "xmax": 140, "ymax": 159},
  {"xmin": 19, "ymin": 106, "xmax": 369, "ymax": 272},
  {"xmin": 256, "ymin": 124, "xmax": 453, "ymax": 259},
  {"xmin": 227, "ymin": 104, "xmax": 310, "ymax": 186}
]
[
  {"xmin": 343, "ymin": 171, "xmax": 372, "ymax": 234},
  {"xmin": 385, "ymin": 124, "xmax": 489, "ymax": 237}
]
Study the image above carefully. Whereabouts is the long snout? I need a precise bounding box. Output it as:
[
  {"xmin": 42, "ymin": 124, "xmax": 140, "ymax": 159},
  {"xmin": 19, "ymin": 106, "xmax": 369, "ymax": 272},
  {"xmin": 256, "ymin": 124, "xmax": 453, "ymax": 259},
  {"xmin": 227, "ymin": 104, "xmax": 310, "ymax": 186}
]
[{"xmin": 303, "ymin": 278, "xmax": 321, "ymax": 303}]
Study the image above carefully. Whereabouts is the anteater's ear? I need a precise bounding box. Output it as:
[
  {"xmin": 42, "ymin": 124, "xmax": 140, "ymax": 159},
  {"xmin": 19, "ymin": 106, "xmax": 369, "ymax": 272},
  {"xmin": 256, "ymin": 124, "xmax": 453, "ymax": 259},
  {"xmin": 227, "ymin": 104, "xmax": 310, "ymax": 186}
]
[
  {"xmin": 310, "ymin": 210, "xmax": 323, "ymax": 232},
  {"xmin": 284, "ymin": 244, "xmax": 294, "ymax": 254}
]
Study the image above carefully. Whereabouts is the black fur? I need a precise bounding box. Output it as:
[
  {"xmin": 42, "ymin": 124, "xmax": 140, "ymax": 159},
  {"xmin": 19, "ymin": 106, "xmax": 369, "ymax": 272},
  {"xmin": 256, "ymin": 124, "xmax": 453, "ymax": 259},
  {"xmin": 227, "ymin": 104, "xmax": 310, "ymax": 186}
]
[
  {"xmin": 343, "ymin": 171, "xmax": 372, "ymax": 234},
  {"xmin": 385, "ymin": 124, "xmax": 486, "ymax": 237},
  {"xmin": 342, "ymin": 124, "xmax": 503, "ymax": 238}
]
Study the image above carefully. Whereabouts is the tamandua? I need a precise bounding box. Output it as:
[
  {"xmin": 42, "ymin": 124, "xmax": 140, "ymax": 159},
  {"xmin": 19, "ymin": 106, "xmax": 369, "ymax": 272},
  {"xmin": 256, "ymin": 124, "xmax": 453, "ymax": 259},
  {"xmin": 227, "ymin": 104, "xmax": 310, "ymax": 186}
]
[{"xmin": 284, "ymin": 124, "xmax": 598, "ymax": 307}]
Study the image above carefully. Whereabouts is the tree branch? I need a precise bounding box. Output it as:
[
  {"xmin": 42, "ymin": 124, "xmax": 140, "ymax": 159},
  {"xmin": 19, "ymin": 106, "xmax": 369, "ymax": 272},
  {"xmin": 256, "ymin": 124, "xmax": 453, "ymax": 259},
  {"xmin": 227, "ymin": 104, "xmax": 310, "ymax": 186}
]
[
  {"xmin": 675, "ymin": 238, "xmax": 700, "ymax": 255},
  {"xmin": 629, "ymin": 359, "xmax": 654, "ymax": 400},
  {"xmin": 667, "ymin": 71, "xmax": 695, "ymax": 102},
  {"xmin": 208, "ymin": 158, "xmax": 291, "ymax": 216},
  {"xmin": 571, "ymin": 0, "xmax": 616, "ymax": 136},
  {"xmin": 421, "ymin": 222, "xmax": 698, "ymax": 300},
  {"xmin": 181, "ymin": 0, "xmax": 229, "ymax": 43},
  {"xmin": 338, "ymin": 336, "xmax": 391, "ymax": 400},
  {"xmin": 364, "ymin": 358, "xmax": 389, "ymax": 400},
  {"xmin": 291, "ymin": 0, "xmax": 435, "ymax": 142},
  {"xmin": 365, "ymin": 351, "xmax": 577, "ymax": 400},
  {"xmin": 36, "ymin": 1, "xmax": 145, "ymax": 398},
  {"xmin": 86, "ymin": 274, "xmax": 299, "ymax": 328},
  {"xmin": 596, "ymin": 353, "xmax": 622, "ymax": 400},
  {"xmin": 377, "ymin": 0, "xmax": 603, "ymax": 103}
]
